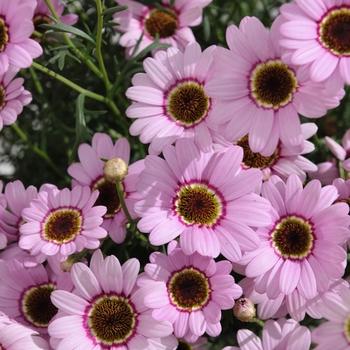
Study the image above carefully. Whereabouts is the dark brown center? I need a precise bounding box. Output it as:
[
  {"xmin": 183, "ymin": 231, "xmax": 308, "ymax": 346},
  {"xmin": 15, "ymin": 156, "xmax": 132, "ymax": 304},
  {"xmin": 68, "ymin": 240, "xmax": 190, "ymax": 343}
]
[{"xmin": 145, "ymin": 9, "xmax": 178, "ymax": 38}]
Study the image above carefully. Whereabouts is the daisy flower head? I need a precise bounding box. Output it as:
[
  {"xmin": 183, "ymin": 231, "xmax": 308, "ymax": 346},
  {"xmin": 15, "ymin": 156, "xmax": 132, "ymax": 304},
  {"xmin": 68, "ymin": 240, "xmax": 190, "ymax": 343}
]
[
  {"xmin": 32, "ymin": 0, "xmax": 78, "ymax": 40},
  {"xmin": 0, "ymin": 65, "xmax": 32, "ymax": 131},
  {"xmin": 204, "ymin": 16, "xmax": 343, "ymax": 157},
  {"xmin": 48, "ymin": 249, "xmax": 174, "ymax": 350},
  {"xmin": 0, "ymin": 258, "xmax": 73, "ymax": 334},
  {"xmin": 138, "ymin": 241, "xmax": 242, "ymax": 342},
  {"xmin": 0, "ymin": 0, "xmax": 43, "ymax": 73},
  {"xmin": 312, "ymin": 287, "xmax": 350, "ymax": 349},
  {"xmin": 0, "ymin": 180, "xmax": 38, "ymax": 244},
  {"xmin": 126, "ymin": 42, "xmax": 216, "ymax": 155},
  {"xmin": 324, "ymin": 129, "xmax": 350, "ymax": 171},
  {"xmin": 279, "ymin": 0, "xmax": 350, "ymax": 94},
  {"xmin": 67, "ymin": 132, "xmax": 145, "ymax": 244},
  {"xmin": 114, "ymin": 0, "xmax": 210, "ymax": 57},
  {"xmin": 227, "ymin": 122, "xmax": 318, "ymax": 182},
  {"xmin": 134, "ymin": 138, "xmax": 272, "ymax": 261},
  {"xmin": 223, "ymin": 318, "xmax": 311, "ymax": 350},
  {"xmin": 18, "ymin": 185, "xmax": 107, "ymax": 263},
  {"xmin": 0, "ymin": 311, "xmax": 49, "ymax": 349},
  {"xmin": 233, "ymin": 174, "xmax": 350, "ymax": 320}
]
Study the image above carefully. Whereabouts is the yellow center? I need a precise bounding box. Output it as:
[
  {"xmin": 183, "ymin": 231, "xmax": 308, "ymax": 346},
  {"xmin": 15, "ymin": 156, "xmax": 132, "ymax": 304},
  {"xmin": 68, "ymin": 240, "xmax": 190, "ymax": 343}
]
[
  {"xmin": 88, "ymin": 295, "xmax": 136, "ymax": 345},
  {"xmin": 43, "ymin": 208, "xmax": 82, "ymax": 243},
  {"xmin": 250, "ymin": 60, "xmax": 298, "ymax": 109},
  {"xmin": 169, "ymin": 268, "xmax": 210, "ymax": 311},
  {"xmin": 319, "ymin": 7, "xmax": 350, "ymax": 56},
  {"xmin": 166, "ymin": 81, "xmax": 210, "ymax": 127},
  {"xmin": 271, "ymin": 216, "xmax": 314, "ymax": 259},
  {"xmin": 145, "ymin": 9, "xmax": 178, "ymax": 38},
  {"xmin": 174, "ymin": 183, "xmax": 222, "ymax": 226}
]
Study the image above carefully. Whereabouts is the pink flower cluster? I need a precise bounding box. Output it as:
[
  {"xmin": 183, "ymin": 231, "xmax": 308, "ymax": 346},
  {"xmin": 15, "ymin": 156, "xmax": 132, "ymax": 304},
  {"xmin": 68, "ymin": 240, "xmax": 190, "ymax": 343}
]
[{"xmin": 1, "ymin": 0, "xmax": 350, "ymax": 349}]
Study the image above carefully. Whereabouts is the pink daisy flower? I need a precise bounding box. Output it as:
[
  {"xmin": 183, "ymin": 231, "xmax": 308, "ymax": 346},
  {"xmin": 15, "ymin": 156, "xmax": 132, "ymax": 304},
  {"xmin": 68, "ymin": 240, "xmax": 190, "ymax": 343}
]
[
  {"xmin": 18, "ymin": 186, "xmax": 107, "ymax": 263},
  {"xmin": 0, "ymin": 65, "xmax": 32, "ymax": 130},
  {"xmin": 312, "ymin": 288, "xmax": 350, "ymax": 349},
  {"xmin": 0, "ymin": 311, "xmax": 49, "ymax": 349},
  {"xmin": 223, "ymin": 318, "xmax": 311, "ymax": 350},
  {"xmin": 0, "ymin": 0, "xmax": 43, "ymax": 73},
  {"xmin": 67, "ymin": 133, "xmax": 145, "ymax": 244},
  {"xmin": 232, "ymin": 174, "xmax": 350, "ymax": 319},
  {"xmin": 204, "ymin": 16, "xmax": 343, "ymax": 156},
  {"xmin": 309, "ymin": 160, "xmax": 340, "ymax": 185},
  {"xmin": 134, "ymin": 138, "xmax": 272, "ymax": 261},
  {"xmin": 216, "ymin": 122, "xmax": 318, "ymax": 182},
  {"xmin": 0, "ymin": 258, "xmax": 73, "ymax": 334},
  {"xmin": 32, "ymin": 0, "xmax": 78, "ymax": 40},
  {"xmin": 279, "ymin": 0, "xmax": 350, "ymax": 94},
  {"xmin": 324, "ymin": 129, "xmax": 350, "ymax": 171},
  {"xmin": 126, "ymin": 42, "xmax": 216, "ymax": 155},
  {"xmin": 138, "ymin": 241, "xmax": 242, "ymax": 342},
  {"xmin": 0, "ymin": 180, "xmax": 38, "ymax": 243},
  {"xmin": 114, "ymin": 0, "xmax": 210, "ymax": 57},
  {"xmin": 48, "ymin": 249, "xmax": 174, "ymax": 350}
]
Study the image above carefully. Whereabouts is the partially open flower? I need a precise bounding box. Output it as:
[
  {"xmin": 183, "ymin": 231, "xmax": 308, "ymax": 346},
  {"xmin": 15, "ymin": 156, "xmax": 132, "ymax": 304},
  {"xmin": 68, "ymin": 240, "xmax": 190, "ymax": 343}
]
[{"xmin": 233, "ymin": 298, "xmax": 256, "ymax": 322}]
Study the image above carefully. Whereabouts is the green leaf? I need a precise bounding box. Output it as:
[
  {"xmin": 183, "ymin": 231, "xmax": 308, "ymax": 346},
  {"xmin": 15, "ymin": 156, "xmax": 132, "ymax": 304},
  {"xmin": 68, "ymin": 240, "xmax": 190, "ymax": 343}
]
[
  {"xmin": 69, "ymin": 94, "xmax": 91, "ymax": 164},
  {"xmin": 58, "ymin": 50, "xmax": 67, "ymax": 70},
  {"xmin": 39, "ymin": 22, "xmax": 96, "ymax": 45},
  {"xmin": 102, "ymin": 6, "xmax": 128, "ymax": 16}
]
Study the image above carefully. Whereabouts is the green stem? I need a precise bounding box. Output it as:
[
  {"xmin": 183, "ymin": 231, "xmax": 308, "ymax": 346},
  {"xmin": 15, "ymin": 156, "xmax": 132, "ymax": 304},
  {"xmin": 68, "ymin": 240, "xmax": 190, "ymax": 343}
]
[
  {"xmin": 94, "ymin": 0, "xmax": 111, "ymax": 91},
  {"xmin": 11, "ymin": 123, "xmax": 69, "ymax": 182},
  {"xmin": 29, "ymin": 67, "xmax": 44, "ymax": 95},
  {"xmin": 250, "ymin": 317, "xmax": 265, "ymax": 327},
  {"xmin": 44, "ymin": 0, "xmax": 104, "ymax": 80},
  {"xmin": 31, "ymin": 62, "xmax": 107, "ymax": 103},
  {"xmin": 116, "ymin": 181, "xmax": 134, "ymax": 225}
]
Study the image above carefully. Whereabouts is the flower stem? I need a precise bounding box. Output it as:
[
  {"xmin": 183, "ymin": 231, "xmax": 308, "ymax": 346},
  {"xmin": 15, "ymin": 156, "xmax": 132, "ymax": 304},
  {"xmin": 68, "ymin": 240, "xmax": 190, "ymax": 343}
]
[
  {"xmin": 11, "ymin": 123, "xmax": 69, "ymax": 182},
  {"xmin": 31, "ymin": 62, "xmax": 107, "ymax": 103},
  {"xmin": 116, "ymin": 181, "xmax": 134, "ymax": 225},
  {"xmin": 44, "ymin": 0, "xmax": 104, "ymax": 80},
  {"xmin": 94, "ymin": 0, "xmax": 112, "ymax": 91}
]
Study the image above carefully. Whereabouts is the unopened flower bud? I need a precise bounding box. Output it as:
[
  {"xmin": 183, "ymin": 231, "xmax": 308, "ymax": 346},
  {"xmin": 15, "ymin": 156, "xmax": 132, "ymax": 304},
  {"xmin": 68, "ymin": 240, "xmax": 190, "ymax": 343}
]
[
  {"xmin": 233, "ymin": 298, "xmax": 256, "ymax": 322},
  {"xmin": 60, "ymin": 258, "xmax": 75, "ymax": 272},
  {"xmin": 103, "ymin": 158, "xmax": 128, "ymax": 182}
]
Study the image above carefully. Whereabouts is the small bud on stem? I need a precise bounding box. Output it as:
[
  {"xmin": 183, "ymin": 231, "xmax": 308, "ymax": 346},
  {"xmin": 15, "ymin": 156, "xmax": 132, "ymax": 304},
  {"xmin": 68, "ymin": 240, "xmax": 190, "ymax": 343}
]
[{"xmin": 233, "ymin": 298, "xmax": 256, "ymax": 322}]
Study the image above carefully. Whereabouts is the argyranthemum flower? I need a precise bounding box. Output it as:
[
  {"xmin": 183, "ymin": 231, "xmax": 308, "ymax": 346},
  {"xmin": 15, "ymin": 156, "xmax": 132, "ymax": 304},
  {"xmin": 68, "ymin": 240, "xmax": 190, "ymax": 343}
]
[
  {"xmin": 217, "ymin": 122, "xmax": 318, "ymax": 182},
  {"xmin": 0, "ymin": 258, "xmax": 73, "ymax": 334},
  {"xmin": 0, "ymin": 180, "xmax": 38, "ymax": 243},
  {"xmin": 0, "ymin": 65, "xmax": 32, "ymax": 130},
  {"xmin": 126, "ymin": 42, "xmax": 216, "ymax": 155},
  {"xmin": 138, "ymin": 241, "xmax": 242, "ymax": 342},
  {"xmin": 232, "ymin": 174, "xmax": 350, "ymax": 320},
  {"xmin": 312, "ymin": 288, "xmax": 350, "ymax": 349},
  {"xmin": 223, "ymin": 318, "xmax": 311, "ymax": 350},
  {"xmin": 48, "ymin": 249, "xmax": 174, "ymax": 350},
  {"xmin": 18, "ymin": 186, "xmax": 107, "ymax": 263},
  {"xmin": 114, "ymin": 0, "xmax": 211, "ymax": 57},
  {"xmin": 134, "ymin": 138, "xmax": 272, "ymax": 261},
  {"xmin": 204, "ymin": 16, "xmax": 343, "ymax": 156},
  {"xmin": 0, "ymin": 311, "xmax": 49, "ymax": 349},
  {"xmin": 0, "ymin": 0, "xmax": 42, "ymax": 72},
  {"xmin": 32, "ymin": 0, "xmax": 78, "ymax": 40},
  {"xmin": 67, "ymin": 133, "xmax": 144, "ymax": 244},
  {"xmin": 279, "ymin": 0, "xmax": 350, "ymax": 94}
]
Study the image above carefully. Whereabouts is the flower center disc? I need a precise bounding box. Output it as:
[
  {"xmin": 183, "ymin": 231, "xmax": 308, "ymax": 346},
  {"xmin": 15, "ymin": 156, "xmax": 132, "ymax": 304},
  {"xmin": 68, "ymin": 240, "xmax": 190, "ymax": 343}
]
[
  {"xmin": 89, "ymin": 296, "xmax": 136, "ymax": 345},
  {"xmin": 93, "ymin": 178, "xmax": 123, "ymax": 218},
  {"xmin": 22, "ymin": 284, "xmax": 58, "ymax": 327},
  {"xmin": 0, "ymin": 18, "xmax": 9, "ymax": 52},
  {"xmin": 167, "ymin": 82, "xmax": 210, "ymax": 127},
  {"xmin": 250, "ymin": 60, "xmax": 298, "ymax": 109},
  {"xmin": 32, "ymin": 14, "xmax": 51, "ymax": 40},
  {"xmin": 43, "ymin": 208, "xmax": 82, "ymax": 243},
  {"xmin": 236, "ymin": 135, "xmax": 278, "ymax": 168},
  {"xmin": 271, "ymin": 216, "xmax": 314, "ymax": 259},
  {"xmin": 169, "ymin": 269, "xmax": 210, "ymax": 311},
  {"xmin": 344, "ymin": 316, "xmax": 350, "ymax": 343},
  {"xmin": 174, "ymin": 183, "xmax": 222, "ymax": 226},
  {"xmin": 145, "ymin": 9, "xmax": 178, "ymax": 38},
  {"xmin": 319, "ymin": 7, "xmax": 350, "ymax": 56},
  {"xmin": 177, "ymin": 340, "xmax": 192, "ymax": 350}
]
